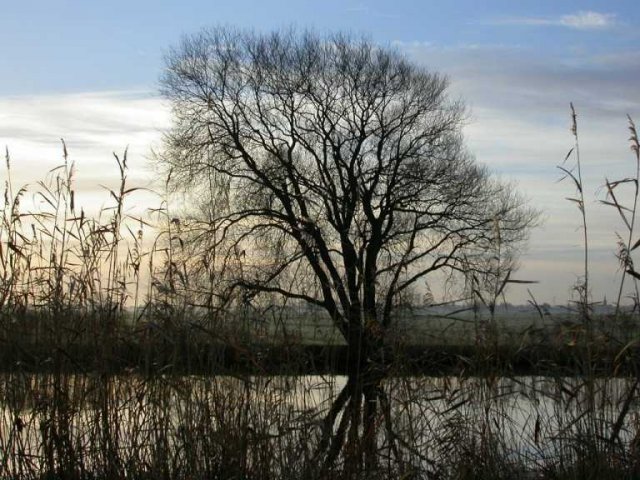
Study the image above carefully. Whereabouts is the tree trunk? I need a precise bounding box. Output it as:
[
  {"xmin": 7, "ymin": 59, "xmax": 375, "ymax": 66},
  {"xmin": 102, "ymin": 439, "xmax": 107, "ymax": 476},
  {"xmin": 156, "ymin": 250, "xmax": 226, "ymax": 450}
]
[
  {"xmin": 317, "ymin": 305, "xmax": 390, "ymax": 476},
  {"xmin": 339, "ymin": 320, "xmax": 385, "ymax": 476}
]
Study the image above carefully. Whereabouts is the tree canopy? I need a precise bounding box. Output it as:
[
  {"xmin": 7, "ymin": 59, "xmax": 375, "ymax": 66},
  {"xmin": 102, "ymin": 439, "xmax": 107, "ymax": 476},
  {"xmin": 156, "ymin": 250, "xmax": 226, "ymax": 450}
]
[
  {"xmin": 160, "ymin": 26, "xmax": 537, "ymax": 471},
  {"xmin": 160, "ymin": 27, "xmax": 535, "ymax": 329}
]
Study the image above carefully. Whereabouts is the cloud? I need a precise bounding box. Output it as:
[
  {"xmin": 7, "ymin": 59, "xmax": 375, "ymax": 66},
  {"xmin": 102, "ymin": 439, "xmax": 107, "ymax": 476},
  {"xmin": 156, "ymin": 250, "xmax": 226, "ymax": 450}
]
[
  {"xmin": 390, "ymin": 40, "xmax": 432, "ymax": 49},
  {"xmin": 490, "ymin": 11, "xmax": 617, "ymax": 30},
  {"xmin": 560, "ymin": 11, "xmax": 616, "ymax": 29},
  {"xmin": 393, "ymin": 41, "xmax": 639, "ymax": 303},
  {"xmin": 2, "ymin": 46, "xmax": 638, "ymax": 304},
  {"xmin": 0, "ymin": 90, "xmax": 168, "ymax": 216}
]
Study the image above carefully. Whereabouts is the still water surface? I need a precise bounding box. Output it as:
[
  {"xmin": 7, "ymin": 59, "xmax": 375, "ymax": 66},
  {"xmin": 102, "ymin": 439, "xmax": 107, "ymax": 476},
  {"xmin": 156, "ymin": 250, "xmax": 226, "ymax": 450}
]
[{"xmin": 1, "ymin": 373, "xmax": 637, "ymax": 472}]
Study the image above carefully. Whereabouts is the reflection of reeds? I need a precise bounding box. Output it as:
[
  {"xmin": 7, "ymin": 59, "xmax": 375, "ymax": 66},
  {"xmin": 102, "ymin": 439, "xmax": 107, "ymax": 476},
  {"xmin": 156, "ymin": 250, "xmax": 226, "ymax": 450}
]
[
  {"xmin": 1, "ymin": 121, "xmax": 640, "ymax": 479},
  {"xmin": 0, "ymin": 372, "xmax": 332, "ymax": 479},
  {"xmin": 3, "ymin": 372, "xmax": 640, "ymax": 479}
]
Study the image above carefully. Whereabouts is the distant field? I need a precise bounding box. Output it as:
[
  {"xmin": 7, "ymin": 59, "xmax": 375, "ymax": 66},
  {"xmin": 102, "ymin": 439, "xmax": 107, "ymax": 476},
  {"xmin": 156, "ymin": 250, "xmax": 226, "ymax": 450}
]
[
  {"xmin": 4, "ymin": 307, "xmax": 640, "ymax": 376},
  {"xmin": 230, "ymin": 308, "xmax": 640, "ymax": 348}
]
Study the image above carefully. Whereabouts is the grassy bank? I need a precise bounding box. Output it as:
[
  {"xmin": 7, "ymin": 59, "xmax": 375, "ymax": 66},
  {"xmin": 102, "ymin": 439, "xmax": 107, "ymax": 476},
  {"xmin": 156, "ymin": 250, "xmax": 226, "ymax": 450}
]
[{"xmin": 4, "ymin": 319, "xmax": 640, "ymax": 377}]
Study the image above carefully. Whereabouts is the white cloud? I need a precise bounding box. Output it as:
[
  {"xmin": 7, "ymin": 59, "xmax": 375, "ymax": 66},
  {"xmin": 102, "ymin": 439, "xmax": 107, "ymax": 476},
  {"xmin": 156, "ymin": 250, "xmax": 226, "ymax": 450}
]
[
  {"xmin": 560, "ymin": 11, "xmax": 616, "ymax": 29},
  {"xmin": 390, "ymin": 40, "xmax": 432, "ymax": 49},
  {"xmin": 394, "ymin": 41, "xmax": 639, "ymax": 303},
  {"xmin": 0, "ymin": 90, "xmax": 169, "ymax": 216},
  {"xmin": 2, "ymin": 49, "xmax": 638, "ymax": 305},
  {"xmin": 491, "ymin": 10, "xmax": 617, "ymax": 30}
]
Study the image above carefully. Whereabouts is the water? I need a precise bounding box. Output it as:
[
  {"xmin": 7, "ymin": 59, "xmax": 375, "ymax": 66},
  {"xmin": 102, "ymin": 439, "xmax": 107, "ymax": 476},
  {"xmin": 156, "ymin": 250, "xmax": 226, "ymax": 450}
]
[{"xmin": 1, "ymin": 373, "xmax": 638, "ymax": 476}]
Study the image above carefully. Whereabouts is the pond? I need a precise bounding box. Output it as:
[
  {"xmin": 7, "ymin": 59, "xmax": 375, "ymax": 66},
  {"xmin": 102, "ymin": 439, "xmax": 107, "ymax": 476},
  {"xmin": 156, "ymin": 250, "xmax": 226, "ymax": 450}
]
[{"xmin": 1, "ymin": 372, "xmax": 638, "ymax": 477}]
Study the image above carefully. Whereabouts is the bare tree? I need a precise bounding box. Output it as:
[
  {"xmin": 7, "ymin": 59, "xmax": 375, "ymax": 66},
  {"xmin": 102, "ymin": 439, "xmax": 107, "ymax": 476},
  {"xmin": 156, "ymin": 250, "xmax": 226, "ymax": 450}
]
[{"xmin": 160, "ymin": 27, "xmax": 536, "ymax": 473}]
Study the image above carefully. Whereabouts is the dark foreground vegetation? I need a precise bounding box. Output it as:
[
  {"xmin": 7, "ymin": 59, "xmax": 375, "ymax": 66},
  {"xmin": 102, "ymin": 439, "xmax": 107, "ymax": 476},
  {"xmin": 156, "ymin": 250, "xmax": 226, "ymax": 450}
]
[
  {"xmin": 2, "ymin": 29, "xmax": 640, "ymax": 479},
  {"xmin": 4, "ymin": 315, "xmax": 640, "ymax": 480},
  {"xmin": 5, "ymin": 314, "xmax": 640, "ymax": 377}
]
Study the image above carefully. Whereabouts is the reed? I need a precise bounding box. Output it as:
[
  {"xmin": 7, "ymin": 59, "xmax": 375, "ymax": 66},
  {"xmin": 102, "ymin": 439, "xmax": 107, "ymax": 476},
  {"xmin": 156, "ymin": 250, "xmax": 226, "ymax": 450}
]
[{"xmin": 1, "ymin": 115, "xmax": 640, "ymax": 479}]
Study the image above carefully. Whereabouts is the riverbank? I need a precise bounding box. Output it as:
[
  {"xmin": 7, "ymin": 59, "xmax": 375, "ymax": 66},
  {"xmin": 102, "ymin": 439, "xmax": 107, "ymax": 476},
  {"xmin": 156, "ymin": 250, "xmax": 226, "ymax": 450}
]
[{"xmin": 3, "ymin": 339, "xmax": 639, "ymax": 377}]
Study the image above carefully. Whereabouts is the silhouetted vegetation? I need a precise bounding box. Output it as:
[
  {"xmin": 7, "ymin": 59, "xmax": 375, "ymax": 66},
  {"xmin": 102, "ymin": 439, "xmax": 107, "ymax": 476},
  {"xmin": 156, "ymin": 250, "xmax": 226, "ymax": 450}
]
[
  {"xmin": 159, "ymin": 27, "xmax": 537, "ymax": 473},
  {"xmin": 1, "ymin": 31, "xmax": 640, "ymax": 479}
]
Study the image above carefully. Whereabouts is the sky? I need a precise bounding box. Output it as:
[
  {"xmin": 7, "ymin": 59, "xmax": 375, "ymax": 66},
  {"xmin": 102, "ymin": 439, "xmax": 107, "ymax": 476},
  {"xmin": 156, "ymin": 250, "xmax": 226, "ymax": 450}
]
[{"xmin": 1, "ymin": 0, "xmax": 639, "ymax": 305}]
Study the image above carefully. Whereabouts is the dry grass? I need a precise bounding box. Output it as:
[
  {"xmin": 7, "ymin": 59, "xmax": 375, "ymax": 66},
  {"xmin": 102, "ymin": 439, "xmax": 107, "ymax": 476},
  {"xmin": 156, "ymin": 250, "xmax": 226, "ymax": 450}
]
[{"xmin": 1, "ymin": 112, "xmax": 640, "ymax": 479}]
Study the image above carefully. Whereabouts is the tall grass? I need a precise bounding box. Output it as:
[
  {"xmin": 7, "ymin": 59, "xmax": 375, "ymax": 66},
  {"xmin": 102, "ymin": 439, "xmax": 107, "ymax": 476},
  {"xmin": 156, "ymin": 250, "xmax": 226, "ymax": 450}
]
[{"xmin": 1, "ymin": 114, "xmax": 640, "ymax": 480}]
